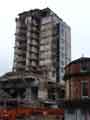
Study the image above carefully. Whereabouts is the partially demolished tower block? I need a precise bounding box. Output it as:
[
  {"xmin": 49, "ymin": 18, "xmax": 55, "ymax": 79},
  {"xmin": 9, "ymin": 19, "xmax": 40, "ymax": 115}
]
[{"xmin": 0, "ymin": 8, "xmax": 71, "ymax": 107}]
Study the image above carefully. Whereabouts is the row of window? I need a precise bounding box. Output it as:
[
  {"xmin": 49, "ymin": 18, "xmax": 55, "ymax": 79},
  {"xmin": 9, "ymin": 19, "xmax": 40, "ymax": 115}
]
[
  {"xmin": 66, "ymin": 62, "xmax": 90, "ymax": 73},
  {"xmin": 69, "ymin": 80, "xmax": 90, "ymax": 98}
]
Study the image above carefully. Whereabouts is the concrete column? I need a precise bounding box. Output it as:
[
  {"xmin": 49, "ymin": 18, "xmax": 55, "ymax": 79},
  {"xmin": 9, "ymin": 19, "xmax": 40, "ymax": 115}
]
[
  {"xmin": 25, "ymin": 88, "xmax": 31, "ymax": 100},
  {"xmin": 25, "ymin": 18, "xmax": 32, "ymax": 71}
]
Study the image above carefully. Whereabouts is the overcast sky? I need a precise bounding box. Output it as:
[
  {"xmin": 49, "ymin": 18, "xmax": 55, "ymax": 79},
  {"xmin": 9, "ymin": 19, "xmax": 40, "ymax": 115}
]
[{"xmin": 0, "ymin": 0, "xmax": 90, "ymax": 75}]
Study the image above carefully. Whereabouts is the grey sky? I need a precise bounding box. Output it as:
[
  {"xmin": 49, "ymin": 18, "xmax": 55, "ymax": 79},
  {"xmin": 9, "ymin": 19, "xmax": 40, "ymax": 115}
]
[{"xmin": 0, "ymin": 0, "xmax": 90, "ymax": 75}]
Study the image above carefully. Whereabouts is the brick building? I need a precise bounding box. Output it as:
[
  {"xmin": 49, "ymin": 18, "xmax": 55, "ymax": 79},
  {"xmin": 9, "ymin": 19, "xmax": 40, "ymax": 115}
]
[{"xmin": 64, "ymin": 57, "xmax": 90, "ymax": 120}]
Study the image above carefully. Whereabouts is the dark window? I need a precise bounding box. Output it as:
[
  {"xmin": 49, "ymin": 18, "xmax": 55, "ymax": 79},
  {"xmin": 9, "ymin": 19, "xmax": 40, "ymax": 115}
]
[
  {"xmin": 81, "ymin": 81, "xmax": 88, "ymax": 97},
  {"xmin": 48, "ymin": 87, "xmax": 56, "ymax": 100},
  {"xmin": 80, "ymin": 61, "xmax": 90, "ymax": 72},
  {"xmin": 31, "ymin": 87, "xmax": 38, "ymax": 99},
  {"xmin": 81, "ymin": 62, "xmax": 87, "ymax": 72}
]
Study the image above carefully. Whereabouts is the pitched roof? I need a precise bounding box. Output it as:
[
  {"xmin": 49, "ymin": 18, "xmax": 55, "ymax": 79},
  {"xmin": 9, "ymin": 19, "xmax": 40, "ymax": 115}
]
[{"xmin": 65, "ymin": 57, "xmax": 90, "ymax": 69}]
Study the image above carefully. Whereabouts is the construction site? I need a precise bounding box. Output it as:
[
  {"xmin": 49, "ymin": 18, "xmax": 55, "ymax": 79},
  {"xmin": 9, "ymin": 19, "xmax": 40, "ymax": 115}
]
[{"xmin": 0, "ymin": 8, "xmax": 71, "ymax": 119}]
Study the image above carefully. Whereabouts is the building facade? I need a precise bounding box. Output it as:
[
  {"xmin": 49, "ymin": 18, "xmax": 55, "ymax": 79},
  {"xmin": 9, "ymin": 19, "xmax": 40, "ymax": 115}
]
[
  {"xmin": 13, "ymin": 8, "xmax": 71, "ymax": 82},
  {"xmin": 0, "ymin": 8, "xmax": 71, "ymax": 104},
  {"xmin": 64, "ymin": 57, "xmax": 90, "ymax": 120},
  {"xmin": 0, "ymin": 7, "xmax": 72, "ymax": 119}
]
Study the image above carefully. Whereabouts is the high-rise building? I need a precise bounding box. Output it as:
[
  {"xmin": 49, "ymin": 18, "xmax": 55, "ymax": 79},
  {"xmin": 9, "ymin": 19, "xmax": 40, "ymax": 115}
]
[
  {"xmin": 13, "ymin": 8, "xmax": 71, "ymax": 82},
  {"xmin": 0, "ymin": 8, "xmax": 70, "ymax": 119}
]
